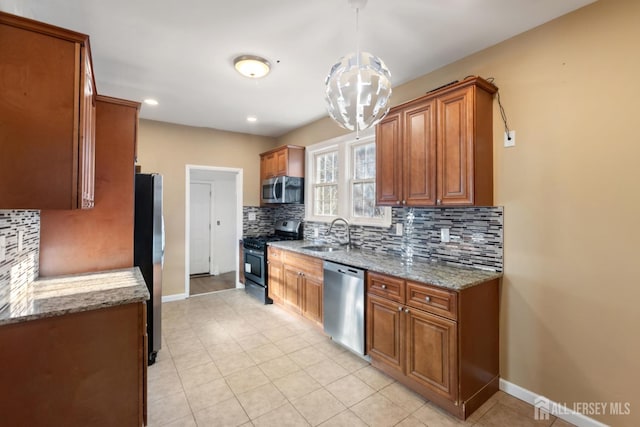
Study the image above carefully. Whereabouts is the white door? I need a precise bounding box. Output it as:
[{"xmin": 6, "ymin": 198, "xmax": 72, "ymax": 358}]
[
  {"xmin": 211, "ymin": 179, "xmax": 237, "ymax": 274},
  {"xmin": 190, "ymin": 183, "xmax": 211, "ymax": 275}
]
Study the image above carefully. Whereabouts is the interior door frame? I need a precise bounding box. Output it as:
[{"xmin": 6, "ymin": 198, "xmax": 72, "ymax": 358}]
[{"xmin": 185, "ymin": 165, "xmax": 243, "ymax": 297}]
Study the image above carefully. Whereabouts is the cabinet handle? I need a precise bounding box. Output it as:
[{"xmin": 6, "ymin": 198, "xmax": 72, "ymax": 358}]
[
  {"xmin": 425, "ymin": 296, "xmax": 431, "ymax": 302},
  {"xmin": 404, "ymin": 308, "xmax": 410, "ymax": 313},
  {"xmin": 381, "ymin": 284, "xmax": 387, "ymax": 289}
]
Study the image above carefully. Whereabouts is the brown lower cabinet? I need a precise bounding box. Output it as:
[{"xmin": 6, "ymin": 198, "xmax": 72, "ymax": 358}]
[
  {"xmin": 0, "ymin": 302, "xmax": 147, "ymax": 426},
  {"xmin": 268, "ymin": 248, "xmax": 323, "ymax": 328},
  {"xmin": 366, "ymin": 271, "xmax": 499, "ymax": 420}
]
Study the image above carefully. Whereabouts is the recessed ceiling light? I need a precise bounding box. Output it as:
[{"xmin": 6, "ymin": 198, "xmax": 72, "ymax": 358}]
[
  {"xmin": 247, "ymin": 116, "xmax": 258, "ymax": 123},
  {"xmin": 234, "ymin": 55, "xmax": 271, "ymax": 78},
  {"xmin": 143, "ymin": 98, "xmax": 159, "ymax": 106}
]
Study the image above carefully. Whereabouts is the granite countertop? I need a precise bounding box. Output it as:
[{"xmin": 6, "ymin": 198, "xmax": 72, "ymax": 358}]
[
  {"xmin": 0, "ymin": 267, "xmax": 150, "ymax": 326},
  {"xmin": 268, "ymin": 240, "xmax": 502, "ymax": 291}
]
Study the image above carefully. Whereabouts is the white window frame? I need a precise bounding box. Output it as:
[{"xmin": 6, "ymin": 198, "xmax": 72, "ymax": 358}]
[{"xmin": 305, "ymin": 128, "xmax": 392, "ymax": 227}]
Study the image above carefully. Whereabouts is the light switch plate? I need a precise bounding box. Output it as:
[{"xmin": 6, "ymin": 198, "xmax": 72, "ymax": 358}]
[
  {"xmin": 248, "ymin": 212, "xmax": 257, "ymax": 221},
  {"xmin": 395, "ymin": 223, "xmax": 403, "ymax": 236},
  {"xmin": 0, "ymin": 236, "xmax": 6, "ymax": 263}
]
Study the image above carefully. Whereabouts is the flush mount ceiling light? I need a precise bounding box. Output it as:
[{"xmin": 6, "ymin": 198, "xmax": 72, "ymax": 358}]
[
  {"xmin": 325, "ymin": 0, "xmax": 392, "ymax": 136},
  {"xmin": 143, "ymin": 98, "xmax": 159, "ymax": 106},
  {"xmin": 234, "ymin": 55, "xmax": 271, "ymax": 78}
]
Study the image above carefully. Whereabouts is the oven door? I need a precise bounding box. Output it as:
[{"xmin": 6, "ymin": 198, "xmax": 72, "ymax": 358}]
[{"xmin": 243, "ymin": 248, "xmax": 265, "ymax": 286}]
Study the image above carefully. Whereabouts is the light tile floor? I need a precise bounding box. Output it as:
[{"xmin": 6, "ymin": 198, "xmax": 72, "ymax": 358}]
[{"xmin": 148, "ymin": 289, "xmax": 574, "ymax": 427}]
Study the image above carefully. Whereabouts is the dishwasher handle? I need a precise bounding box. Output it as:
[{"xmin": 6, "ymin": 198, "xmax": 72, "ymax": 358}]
[
  {"xmin": 324, "ymin": 261, "xmax": 365, "ymax": 279},
  {"xmin": 337, "ymin": 267, "xmax": 360, "ymax": 275}
]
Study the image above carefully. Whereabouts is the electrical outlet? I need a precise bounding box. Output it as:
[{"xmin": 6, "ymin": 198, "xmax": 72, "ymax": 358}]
[
  {"xmin": 504, "ymin": 130, "xmax": 516, "ymax": 147},
  {"xmin": 313, "ymin": 227, "xmax": 319, "ymax": 238},
  {"xmin": 0, "ymin": 236, "xmax": 6, "ymax": 263},
  {"xmin": 440, "ymin": 228, "xmax": 450, "ymax": 243},
  {"xmin": 395, "ymin": 223, "xmax": 403, "ymax": 236},
  {"xmin": 248, "ymin": 212, "xmax": 256, "ymax": 221}
]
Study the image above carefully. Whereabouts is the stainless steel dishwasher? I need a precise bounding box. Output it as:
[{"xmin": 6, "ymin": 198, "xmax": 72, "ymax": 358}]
[{"xmin": 323, "ymin": 261, "xmax": 366, "ymax": 356}]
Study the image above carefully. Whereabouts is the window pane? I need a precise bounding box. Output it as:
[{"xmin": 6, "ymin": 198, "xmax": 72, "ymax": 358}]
[
  {"xmin": 315, "ymin": 151, "xmax": 338, "ymax": 184},
  {"xmin": 314, "ymin": 184, "xmax": 338, "ymax": 216},
  {"xmin": 353, "ymin": 142, "xmax": 375, "ymax": 180},
  {"xmin": 352, "ymin": 181, "xmax": 382, "ymax": 218}
]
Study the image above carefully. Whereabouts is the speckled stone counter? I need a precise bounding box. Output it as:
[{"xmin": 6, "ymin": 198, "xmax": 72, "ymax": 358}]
[
  {"xmin": 268, "ymin": 240, "xmax": 502, "ymax": 290},
  {"xmin": 0, "ymin": 267, "xmax": 149, "ymax": 326}
]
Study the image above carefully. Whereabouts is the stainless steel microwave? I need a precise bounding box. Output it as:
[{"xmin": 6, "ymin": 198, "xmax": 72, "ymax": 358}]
[{"xmin": 261, "ymin": 176, "xmax": 304, "ymax": 204}]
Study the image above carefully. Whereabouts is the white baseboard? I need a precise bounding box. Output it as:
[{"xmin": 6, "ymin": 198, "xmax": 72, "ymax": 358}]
[
  {"xmin": 161, "ymin": 293, "xmax": 187, "ymax": 303},
  {"xmin": 499, "ymin": 379, "xmax": 609, "ymax": 427}
]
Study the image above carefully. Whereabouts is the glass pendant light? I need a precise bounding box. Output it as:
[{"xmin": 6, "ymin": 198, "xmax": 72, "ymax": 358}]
[{"xmin": 324, "ymin": 0, "xmax": 392, "ymax": 135}]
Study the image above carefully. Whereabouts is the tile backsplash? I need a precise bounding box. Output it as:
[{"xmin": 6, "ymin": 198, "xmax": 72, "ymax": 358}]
[
  {"xmin": 0, "ymin": 210, "xmax": 40, "ymax": 314},
  {"xmin": 243, "ymin": 205, "xmax": 503, "ymax": 271},
  {"xmin": 243, "ymin": 205, "xmax": 306, "ymax": 236}
]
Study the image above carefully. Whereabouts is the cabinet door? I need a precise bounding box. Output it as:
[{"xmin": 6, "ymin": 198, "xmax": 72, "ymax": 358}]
[
  {"xmin": 283, "ymin": 265, "xmax": 301, "ymax": 313},
  {"xmin": 436, "ymin": 86, "xmax": 474, "ymax": 206},
  {"xmin": 301, "ymin": 274, "xmax": 323, "ymax": 326},
  {"xmin": 405, "ymin": 308, "xmax": 458, "ymax": 403},
  {"xmin": 404, "ymin": 99, "xmax": 437, "ymax": 206},
  {"xmin": 0, "ymin": 18, "xmax": 89, "ymax": 209},
  {"xmin": 375, "ymin": 111, "xmax": 403, "ymax": 206},
  {"xmin": 276, "ymin": 149, "xmax": 288, "ymax": 176},
  {"xmin": 268, "ymin": 260, "xmax": 284, "ymax": 303},
  {"xmin": 262, "ymin": 153, "xmax": 276, "ymax": 179},
  {"xmin": 366, "ymin": 293, "xmax": 403, "ymax": 374}
]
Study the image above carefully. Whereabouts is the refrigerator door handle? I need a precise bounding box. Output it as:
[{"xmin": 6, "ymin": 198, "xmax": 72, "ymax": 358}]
[{"xmin": 161, "ymin": 215, "xmax": 165, "ymax": 266}]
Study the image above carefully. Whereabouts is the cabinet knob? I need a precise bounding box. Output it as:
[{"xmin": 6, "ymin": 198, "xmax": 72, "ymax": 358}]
[
  {"xmin": 402, "ymin": 200, "xmax": 406, "ymax": 205},
  {"xmin": 381, "ymin": 284, "xmax": 387, "ymax": 289},
  {"xmin": 425, "ymin": 296, "xmax": 431, "ymax": 302},
  {"xmin": 404, "ymin": 308, "xmax": 410, "ymax": 313},
  {"xmin": 398, "ymin": 306, "xmax": 403, "ymax": 312},
  {"xmin": 396, "ymin": 201, "xmax": 400, "ymax": 205},
  {"xmin": 436, "ymin": 199, "xmax": 441, "ymax": 205}
]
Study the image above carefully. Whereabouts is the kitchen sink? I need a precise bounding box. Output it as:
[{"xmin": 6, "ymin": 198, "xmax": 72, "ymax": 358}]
[{"xmin": 301, "ymin": 245, "xmax": 343, "ymax": 252}]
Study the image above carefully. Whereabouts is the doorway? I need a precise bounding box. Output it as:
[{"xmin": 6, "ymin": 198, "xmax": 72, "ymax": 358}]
[{"xmin": 185, "ymin": 166, "xmax": 243, "ymax": 297}]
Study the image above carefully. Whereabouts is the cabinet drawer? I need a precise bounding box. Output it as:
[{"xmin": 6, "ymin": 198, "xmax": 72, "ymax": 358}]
[
  {"xmin": 283, "ymin": 250, "xmax": 323, "ymax": 278},
  {"xmin": 406, "ymin": 281, "xmax": 457, "ymax": 320},
  {"xmin": 367, "ymin": 272, "xmax": 405, "ymax": 303},
  {"xmin": 268, "ymin": 246, "xmax": 283, "ymax": 262}
]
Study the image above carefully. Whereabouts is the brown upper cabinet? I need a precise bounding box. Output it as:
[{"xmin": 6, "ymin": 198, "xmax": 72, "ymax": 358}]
[
  {"xmin": 260, "ymin": 145, "xmax": 305, "ymax": 181},
  {"xmin": 376, "ymin": 76, "xmax": 497, "ymax": 207},
  {"xmin": 0, "ymin": 12, "xmax": 96, "ymax": 210}
]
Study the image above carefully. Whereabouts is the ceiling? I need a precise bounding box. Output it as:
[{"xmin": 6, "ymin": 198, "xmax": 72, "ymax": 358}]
[{"xmin": 0, "ymin": 0, "xmax": 596, "ymax": 137}]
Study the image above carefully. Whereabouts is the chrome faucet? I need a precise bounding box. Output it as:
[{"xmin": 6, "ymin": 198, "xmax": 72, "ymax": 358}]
[{"xmin": 326, "ymin": 217, "xmax": 352, "ymax": 249}]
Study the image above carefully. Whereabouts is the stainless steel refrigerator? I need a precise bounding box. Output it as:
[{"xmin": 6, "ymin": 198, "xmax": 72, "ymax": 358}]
[{"xmin": 134, "ymin": 173, "xmax": 164, "ymax": 365}]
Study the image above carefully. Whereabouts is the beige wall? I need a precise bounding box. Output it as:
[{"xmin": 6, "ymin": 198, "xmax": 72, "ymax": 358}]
[
  {"xmin": 279, "ymin": 0, "xmax": 640, "ymax": 425},
  {"xmin": 137, "ymin": 120, "xmax": 277, "ymax": 296}
]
